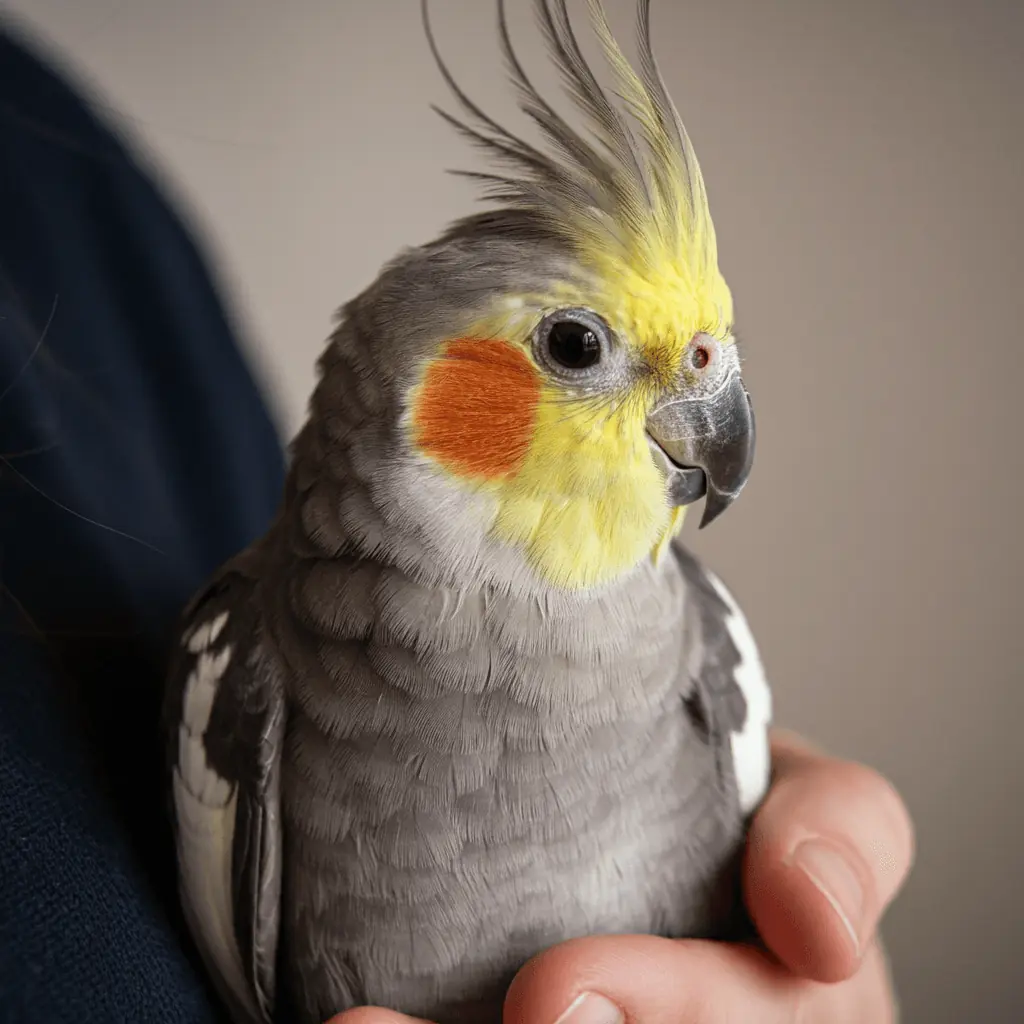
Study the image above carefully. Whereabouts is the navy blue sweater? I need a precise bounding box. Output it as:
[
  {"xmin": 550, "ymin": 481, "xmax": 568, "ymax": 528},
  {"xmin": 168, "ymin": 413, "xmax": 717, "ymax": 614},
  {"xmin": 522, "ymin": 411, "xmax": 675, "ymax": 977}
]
[{"xmin": 0, "ymin": 22, "xmax": 286, "ymax": 1023}]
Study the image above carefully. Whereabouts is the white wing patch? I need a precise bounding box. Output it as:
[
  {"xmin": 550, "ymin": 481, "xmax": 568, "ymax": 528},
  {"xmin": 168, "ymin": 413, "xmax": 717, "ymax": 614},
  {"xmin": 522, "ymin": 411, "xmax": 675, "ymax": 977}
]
[
  {"xmin": 173, "ymin": 611, "xmax": 264, "ymax": 1022},
  {"xmin": 706, "ymin": 572, "xmax": 773, "ymax": 815},
  {"xmin": 184, "ymin": 610, "xmax": 230, "ymax": 655}
]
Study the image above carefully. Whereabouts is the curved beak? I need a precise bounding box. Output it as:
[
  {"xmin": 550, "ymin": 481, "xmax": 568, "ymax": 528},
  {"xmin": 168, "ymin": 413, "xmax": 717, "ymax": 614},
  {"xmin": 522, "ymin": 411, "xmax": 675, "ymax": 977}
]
[{"xmin": 646, "ymin": 370, "xmax": 756, "ymax": 528}]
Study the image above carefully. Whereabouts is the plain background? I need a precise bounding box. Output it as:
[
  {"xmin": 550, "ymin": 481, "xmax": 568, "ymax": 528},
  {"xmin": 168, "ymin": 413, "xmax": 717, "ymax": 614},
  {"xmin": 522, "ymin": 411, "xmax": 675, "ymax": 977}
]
[{"xmin": 3, "ymin": 0, "xmax": 1021, "ymax": 1019}]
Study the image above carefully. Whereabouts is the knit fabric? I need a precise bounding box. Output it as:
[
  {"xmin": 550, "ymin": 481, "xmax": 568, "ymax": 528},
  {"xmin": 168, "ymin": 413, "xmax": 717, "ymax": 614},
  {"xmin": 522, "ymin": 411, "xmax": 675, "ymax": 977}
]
[{"xmin": 0, "ymin": 20, "xmax": 286, "ymax": 1023}]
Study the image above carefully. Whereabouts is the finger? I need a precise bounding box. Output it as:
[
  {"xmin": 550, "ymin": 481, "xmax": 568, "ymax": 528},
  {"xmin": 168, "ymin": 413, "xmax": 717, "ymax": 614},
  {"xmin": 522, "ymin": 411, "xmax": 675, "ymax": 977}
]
[
  {"xmin": 504, "ymin": 933, "xmax": 812, "ymax": 1024},
  {"xmin": 743, "ymin": 730, "xmax": 915, "ymax": 983},
  {"xmin": 507, "ymin": 933, "xmax": 897, "ymax": 1024},
  {"xmin": 325, "ymin": 1009, "xmax": 433, "ymax": 1024}
]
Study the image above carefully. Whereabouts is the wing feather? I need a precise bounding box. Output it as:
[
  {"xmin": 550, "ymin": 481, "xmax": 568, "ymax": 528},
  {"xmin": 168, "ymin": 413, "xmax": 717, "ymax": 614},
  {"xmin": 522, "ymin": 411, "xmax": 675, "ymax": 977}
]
[{"xmin": 164, "ymin": 563, "xmax": 285, "ymax": 1024}]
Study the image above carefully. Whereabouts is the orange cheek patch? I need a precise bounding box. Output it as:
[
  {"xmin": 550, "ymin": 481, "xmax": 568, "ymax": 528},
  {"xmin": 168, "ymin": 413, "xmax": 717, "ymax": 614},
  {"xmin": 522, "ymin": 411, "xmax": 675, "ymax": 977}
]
[{"xmin": 411, "ymin": 338, "xmax": 540, "ymax": 480}]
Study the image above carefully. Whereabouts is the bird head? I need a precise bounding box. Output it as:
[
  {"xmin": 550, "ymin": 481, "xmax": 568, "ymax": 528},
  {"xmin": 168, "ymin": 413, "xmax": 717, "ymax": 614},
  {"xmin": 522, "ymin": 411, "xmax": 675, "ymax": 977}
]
[{"xmin": 313, "ymin": 0, "xmax": 755, "ymax": 594}]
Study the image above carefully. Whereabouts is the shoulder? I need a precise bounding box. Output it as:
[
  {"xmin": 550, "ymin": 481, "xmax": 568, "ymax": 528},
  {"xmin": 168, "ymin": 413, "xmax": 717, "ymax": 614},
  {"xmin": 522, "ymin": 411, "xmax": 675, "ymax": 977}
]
[
  {"xmin": 674, "ymin": 545, "xmax": 767, "ymax": 687},
  {"xmin": 674, "ymin": 543, "xmax": 774, "ymax": 816},
  {"xmin": 164, "ymin": 562, "xmax": 270, "ymax": 774}
]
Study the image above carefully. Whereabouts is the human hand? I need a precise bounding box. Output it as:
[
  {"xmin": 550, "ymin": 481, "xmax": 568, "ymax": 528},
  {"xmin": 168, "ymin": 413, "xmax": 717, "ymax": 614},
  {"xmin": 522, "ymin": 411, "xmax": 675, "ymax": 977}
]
[{"xmin": 327, "ymin": 729, "xmax": 915, "ymax": 1023}]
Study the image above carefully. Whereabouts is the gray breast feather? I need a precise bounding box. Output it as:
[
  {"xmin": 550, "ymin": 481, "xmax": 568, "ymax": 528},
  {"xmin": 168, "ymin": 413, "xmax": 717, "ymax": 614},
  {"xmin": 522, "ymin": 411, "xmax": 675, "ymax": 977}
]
[
  {"xmin": 164, "ymin": 570, "xmax": 286, "ymax": 1024},
  {"xmin": 674, "ymin": 543, "xmax": 773, "ymax": 816}
]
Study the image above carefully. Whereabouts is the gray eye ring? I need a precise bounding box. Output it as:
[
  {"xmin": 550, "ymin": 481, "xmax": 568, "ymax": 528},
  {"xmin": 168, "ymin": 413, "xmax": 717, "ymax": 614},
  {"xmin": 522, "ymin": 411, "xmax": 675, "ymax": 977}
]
[{"xmin": 532, "ymin": 307, "xmax": 615, "ymax": 380}]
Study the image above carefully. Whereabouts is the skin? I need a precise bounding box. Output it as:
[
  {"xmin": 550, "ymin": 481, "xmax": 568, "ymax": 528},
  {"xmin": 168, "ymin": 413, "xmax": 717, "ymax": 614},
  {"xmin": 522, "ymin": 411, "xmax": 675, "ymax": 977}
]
[{"xmin": 324, "ymin": 730, "xmax": 915, "ymax": 1024}]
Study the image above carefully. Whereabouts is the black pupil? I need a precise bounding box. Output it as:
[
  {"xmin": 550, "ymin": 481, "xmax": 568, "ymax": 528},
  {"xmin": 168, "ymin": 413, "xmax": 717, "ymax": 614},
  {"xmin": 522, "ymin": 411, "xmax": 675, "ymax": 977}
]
[{"xmin": 548, "ymin": 321, "xmax": 601, "ymax": 369}]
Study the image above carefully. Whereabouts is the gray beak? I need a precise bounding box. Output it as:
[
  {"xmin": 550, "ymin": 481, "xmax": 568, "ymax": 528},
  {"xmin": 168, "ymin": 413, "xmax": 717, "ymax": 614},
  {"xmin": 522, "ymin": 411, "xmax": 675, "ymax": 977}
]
[{"xmin": 646, "ymin": 370, "xmax": 756, "ymax": 528}]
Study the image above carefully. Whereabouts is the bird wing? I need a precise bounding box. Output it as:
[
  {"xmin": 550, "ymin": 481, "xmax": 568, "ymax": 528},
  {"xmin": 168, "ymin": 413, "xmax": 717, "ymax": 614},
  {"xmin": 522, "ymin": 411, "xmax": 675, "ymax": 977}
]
[
  {"xmin": 673, "ymin": 542, "xmax": 774, "ymax": 819},
  {"xmin": 163, "ymin": 557, "xmax": 286, "ymax": 1024}
]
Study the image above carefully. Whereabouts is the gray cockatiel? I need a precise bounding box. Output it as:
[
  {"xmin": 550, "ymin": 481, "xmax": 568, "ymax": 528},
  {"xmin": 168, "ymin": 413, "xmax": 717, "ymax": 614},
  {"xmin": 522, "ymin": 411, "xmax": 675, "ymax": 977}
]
[{"xmin": 163, "ymin": 2, "xmax": 773, "ymax": 1022}]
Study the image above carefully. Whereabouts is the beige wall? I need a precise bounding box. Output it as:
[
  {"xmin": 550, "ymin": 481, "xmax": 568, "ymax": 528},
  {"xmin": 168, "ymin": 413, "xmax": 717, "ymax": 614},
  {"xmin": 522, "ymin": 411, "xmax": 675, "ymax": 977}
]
[{"xmin": 5, "ymin": 0, "xmax": 1022, "ymax": 1019}]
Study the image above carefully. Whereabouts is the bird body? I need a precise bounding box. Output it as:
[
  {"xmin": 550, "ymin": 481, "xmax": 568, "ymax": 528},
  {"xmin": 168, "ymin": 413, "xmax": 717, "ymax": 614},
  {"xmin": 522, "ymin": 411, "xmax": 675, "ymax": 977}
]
[{"xmin": 165, "ymin": 3, "xmax": 773, "ymax": 1022}]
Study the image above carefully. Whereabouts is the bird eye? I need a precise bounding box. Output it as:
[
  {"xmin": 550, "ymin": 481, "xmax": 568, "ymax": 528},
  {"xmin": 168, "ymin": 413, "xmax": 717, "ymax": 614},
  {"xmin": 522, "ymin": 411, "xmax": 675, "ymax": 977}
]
[
  {"xmin": 534, "ymin": 309, "xmax": 611, "ymax": 377},
  {"xmin": 547, "ymin": 320, "xmax": 601, "ymax": 369}
]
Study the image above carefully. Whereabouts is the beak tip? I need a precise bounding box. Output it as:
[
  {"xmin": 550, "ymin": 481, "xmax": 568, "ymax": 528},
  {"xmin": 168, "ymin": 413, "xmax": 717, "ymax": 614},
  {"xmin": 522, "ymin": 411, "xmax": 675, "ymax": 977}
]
[{"xmin": 697, "ymin": 486, "xmax": 740, "ymax": 529}]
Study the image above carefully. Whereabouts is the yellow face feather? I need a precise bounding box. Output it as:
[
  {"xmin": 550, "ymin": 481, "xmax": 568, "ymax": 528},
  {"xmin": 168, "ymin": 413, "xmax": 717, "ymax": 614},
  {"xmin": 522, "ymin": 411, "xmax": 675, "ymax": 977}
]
[
  {"xmin": 490, "ymin": 370, "xmax": 675, "ymax": 589},
  {"xmin": 409, "ymin": 274, "xmax": 732, "ymax": 591}
]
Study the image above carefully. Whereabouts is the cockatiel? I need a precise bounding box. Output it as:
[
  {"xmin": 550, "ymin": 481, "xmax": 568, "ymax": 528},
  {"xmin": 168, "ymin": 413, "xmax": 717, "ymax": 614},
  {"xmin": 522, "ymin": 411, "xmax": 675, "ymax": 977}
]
[{"xmin": 164, "ymin": 1, "xmax": 772, "ymax": 1022}]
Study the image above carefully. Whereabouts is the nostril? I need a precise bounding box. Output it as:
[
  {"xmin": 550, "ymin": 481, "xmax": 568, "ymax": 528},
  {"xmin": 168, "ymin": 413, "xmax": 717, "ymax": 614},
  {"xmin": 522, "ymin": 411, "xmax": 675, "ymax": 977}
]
[{"xmin": 691, "ymin": 345, "xmax": 710, "ymax": 370}]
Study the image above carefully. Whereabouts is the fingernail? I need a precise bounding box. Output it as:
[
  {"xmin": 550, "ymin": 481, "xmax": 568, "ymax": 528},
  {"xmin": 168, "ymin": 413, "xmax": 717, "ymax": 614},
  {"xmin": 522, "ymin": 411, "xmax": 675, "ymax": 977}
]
[
  {"xmin": 791, "ymin": 838, "xmax": 865, "ymax": 956},
  {"xmin": 553, "ymin": 992, "xmax": 625, "ymax": 1024}
]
